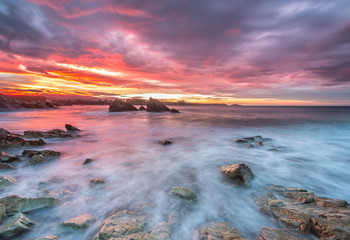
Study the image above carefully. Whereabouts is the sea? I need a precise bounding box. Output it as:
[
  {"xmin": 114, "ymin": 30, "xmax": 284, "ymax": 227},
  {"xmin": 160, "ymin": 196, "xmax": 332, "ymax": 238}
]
[{"xmin": 0, "ymin": 105, "xmax": 350, "ymax": 239}]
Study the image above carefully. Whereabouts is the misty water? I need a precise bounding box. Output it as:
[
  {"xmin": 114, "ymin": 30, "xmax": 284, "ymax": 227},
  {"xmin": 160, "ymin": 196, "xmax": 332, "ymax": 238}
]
[{"xmin": 1, "ymin": 105, "xmax": 350, "ymax": 239}]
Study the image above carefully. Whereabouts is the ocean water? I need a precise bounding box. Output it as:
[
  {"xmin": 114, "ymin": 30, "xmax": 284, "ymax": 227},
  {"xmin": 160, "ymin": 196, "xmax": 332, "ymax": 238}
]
[{"xmin": 0, "ymin": 105, "xmax": 350, "ymax": 239}]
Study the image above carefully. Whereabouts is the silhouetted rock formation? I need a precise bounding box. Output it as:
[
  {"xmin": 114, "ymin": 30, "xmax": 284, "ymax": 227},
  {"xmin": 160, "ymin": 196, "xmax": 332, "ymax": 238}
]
[
  {"xmin": 108, "ymin": 98, "xmax": 138, "ymax": 112},
  {"xmin": 0, "ymin": 94, "xmax": 56, "ymax": 111},
  {"xmin": 146, "ymin": 98, "xmax": 170, "ymax": 112}
]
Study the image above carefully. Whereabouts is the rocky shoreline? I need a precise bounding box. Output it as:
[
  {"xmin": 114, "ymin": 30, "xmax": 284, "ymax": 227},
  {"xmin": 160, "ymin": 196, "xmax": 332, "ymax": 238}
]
[{"xmin": 0, "ymin": 122, "xmax": 348, "ymax": 239}]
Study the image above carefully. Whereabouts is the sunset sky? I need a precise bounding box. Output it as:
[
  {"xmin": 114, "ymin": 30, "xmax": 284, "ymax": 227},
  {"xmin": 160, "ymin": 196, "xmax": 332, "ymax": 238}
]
[{"xmin": 0, "ymin": 0, "xmax": 349, "ymax": 105}]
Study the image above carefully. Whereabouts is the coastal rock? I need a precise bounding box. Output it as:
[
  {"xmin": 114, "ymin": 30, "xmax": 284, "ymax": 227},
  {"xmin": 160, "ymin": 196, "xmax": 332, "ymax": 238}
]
[
  {"xmin": 220, "ymin": 164, "xmax": 254, "ymax": 187},
  {"xmin": 83, "ymin": 158, "xmax": 93, "ymax": 165},
  {"xmin": 161, "ymin": 139, "xmax": 172, "ymax": 145},
  {"xmin": 170, "ymin": 108, "xmax": 180, "ymax": 113},
  {"xmin": 0, "ymin": 195, "xmax": 58, "ymax": 214},
  {"xmin": 0, "ymin": 163, "xmax": 15, "ymax": 170},
  {"xmin": 60, "ymin": 213, "xmax": 96, "ymax": 230},
  {"xmin": 139, "ymin": 106, "xmax": 146, "ymax": 111},
  {"xmin": 255, "ymin": 185, "xmax": 350, "ymax": 239},
  {"xmin": 150, "ymin": 222, "xmax": 171, "ymax": 240},
  {"xmin": 168, "ymin": 187, "xmax": 197, "ymax": 202},
  {"xmin": 22, "ymin": 150, "xmax": 61, "ymax": 158},
  {"xmin": 257, "ymin": 228, "xmax": 299, "ymax": 240},
  {"xmin": 235, "ymin": 135, "xmax": 267, "ymax": 147},
  {"xmin": 108, "ymin": 98, "xmax": 138, "ymax": 112},
  {"xmin": 23, "ymin": 129, "xmax": 71, "ymax": 138},
  {"xmin": 65, "ymin": 124, "xmax": 80, "ymax": 131},
  {"xmin": 34, "ymin": 235, "xmax": 57, "ymax": 240},
  {"xmin": 0, "ymin": 204, "xmax": 6, "ymax": 222},
  {"xmin": 29, "ymin": 154, "xmax": 45, "ymax": 164},
  {"xmin": 0, "ymin": 94, "xmax": 56, "ymax": 111},
  {"xmin": 0, "ymin": 175, "xmax": 17, "ymax": 189},
  {"xmin": 193, "ymin": 222, "xmax": 246, "ymax": 240},
  {"xmin": 0, "ymin": 151, "xmax": 20, "ymax": 162},
  {"xmin": 0, "ymin": 213, "xmax": 34, "ymax": 238},
  {"xmin": 146, "ymin": 98, "xmax": 170, "ymax": 112},
  {"xmin": 0, "ymin": 128, "xmax": 46, "ymax": 148},
  {"xmin": 90, "ymin": 178, "xmax": 105, "ymax": 187}
]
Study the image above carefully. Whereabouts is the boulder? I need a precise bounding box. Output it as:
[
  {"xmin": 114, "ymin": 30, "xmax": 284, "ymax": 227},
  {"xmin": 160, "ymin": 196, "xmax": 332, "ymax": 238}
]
[
  {"xmin": 65, "ymin": 124, "xmax": 80, "ymax": 131},
  {"xmin": 0, "ymin": 128, "xmax": 46, "ymax": 148},
  {"xmin": 139, "ymin": 106, "xmax": 146, "ymax": 111},
  {"xmin": 0, "ymin": 213, "xmax": 34, "ymax": 238},
  {"xmin": 23, "ymin": 129, "xmax": 71, "ymax": 138},
  {"xmin": 193, "ymin": 222, "xmax": 246, "ymax": 240},
  {"xmin": 29, "ymin": 154, "xmax": 45, "ymax": 165},
  {"xmin": 108, "ymin": 98, "xmax": 138, "ymax": 112},
  {"xmin": 170, "ymin": 108, "xmax": 180, "ymax": 113},
  {"xmin": 0, "ymin": 151, "xmax": 19, "ymax": 162},
  {"xmin": 0, "ymin": 195, "xmax": 58, "ymax": 214},
  {"xmin": 34, "ymin": 235, "xmax": 57, "ymax": 240},
  {"xmin": 146, "ymin": 98, "xmax": 170, "ymax": 112},
  {"xmin": 60, "ymin": 213, "xmax": 96, "ymax": 230},
  {"xmin": 0, "ymin": 163, "xmax": 15, "ymax": 170},
  {"xmin": 0, "ymin": 175, "xmax": 17, "ymax": 189},
  {"xmin": 168, "ymin": 187, "xmax": 197, "ymax": 202},
  {"xmin": 220, "ymin": 164, "xmax": 254, "ymax": 187}
]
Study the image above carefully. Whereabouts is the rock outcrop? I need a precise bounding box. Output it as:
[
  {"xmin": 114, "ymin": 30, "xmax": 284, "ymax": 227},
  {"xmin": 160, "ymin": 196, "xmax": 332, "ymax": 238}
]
[
  {"xmin": 146, "ymin": 98, "xmax": 170, "ymax": 112},
  {"xmin": 60, "ymin": 213, "xmax": 96, "ymax": 230},
  {"xmin": 0, "ymin": 213, "xmax": 34, "ymax": 238},
  {"xmin": 0, "ymin": 94, "xmax": 56, "ymax": 111},
  {"xmin": 0, "ymin": 195, "xmax": 58, "ymax": 214},
  {"xmin": 24, "ymin": 129, "xmax": 72, "ymax": 138},
  {"xmin": 0, "ymin": 151, "xmax": 20, "ymax": 162},
  {"xmin": 0, "ymin": 175, "xmax": 17, "ymax": 189},
  {"xmin": 254, "ymin": 184, "xmax": 350, "ymax": 239},
  {"xmin": 220, "ymin": 164, "xmax": 254, "ymax": 187},
  {"xmin": 257, "ymin": 228, "xmax": 299, "ymax": 240},
  {"xmin": 21, "ymin": 150, "xmax": 61, "ymax": 165},
  {"xmin": 193, "ymin": 222, "xmax": 246, "ymax": 240},
  {"xmin": 108, "ymin": 98, "xmax": 138, "ymax": 112},
  {"xmin": 139, "ymin": 106, "xmax": 146, "ymax": 110},
  {"xmin": 65, "ymin": 124, "xmax": 80, "ymax": 131},
  {"xmin": 0, "ymin": 128, "xmax": 46, "ymax": 148}
]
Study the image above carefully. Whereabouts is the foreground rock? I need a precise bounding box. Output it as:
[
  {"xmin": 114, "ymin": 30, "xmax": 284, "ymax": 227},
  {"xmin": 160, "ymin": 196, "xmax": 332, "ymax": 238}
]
[
  {"xmin": 0, "ymin": 213, "xmax": 34, "ymax": 238},
  {"xmin": 60, "ymin": 213, "xmax": 96, "ymax": 230},
  {"xmin": 108, "ymin": 98, "xmax": 138, "ymax": 112},
  {"xmin": 94, "ymin": 209, "xmax": 171, "ymax": 240},
  {"xmin": 65, "ymin": 124, "xmax": 80, "ymax": 131},
  {"xmin": 0, "ymin": 128, "xmax": 46, "ymax": 148},
  {"xmin": 0, "ymin": 94, "xmax": 56, "ymax": 111},
  {"xmin": 22, "ymin": 150, "xmax": 61, "ymax": 165},
  {"xmin": 0, "ymin": 195, "xmax": 58, "ymax": 214},
  {"xmin": 146, "ymin": 98, "xmax": 170, "ymax": 112},
  {"xmin": 220, "ymin": 164, "xmax": 254, "ymax": 187},
  {"xmin": 0, "ymin": 163, "xmax": 15, "ymax": 170},
  {"xmin": 139, "ymin": 106, "xmax": 146, "ymax": 110},
  {"xmin": 0, "ymin": 151, "xmax": 20, "ymax": 162},
  {"xmin": 193, "ymin": 222, "xmax": 246, "ymax": 240},
  {"xmin": 0, "ymin": 175, "xmax": 17, "ymax": 189},
  {"xmin": 24, "ymin": 129, "xmax": 71, "ymax": 138},
  {"xmin": 255, "ymin": 184, "xmax": 350, "ymax": 239}
]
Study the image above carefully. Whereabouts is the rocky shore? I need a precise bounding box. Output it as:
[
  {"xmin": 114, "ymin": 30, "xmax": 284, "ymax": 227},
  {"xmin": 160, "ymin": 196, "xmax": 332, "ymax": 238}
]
[{"xmin": 0, "ymin": 94, "xmax": 57, "ymax": 111}]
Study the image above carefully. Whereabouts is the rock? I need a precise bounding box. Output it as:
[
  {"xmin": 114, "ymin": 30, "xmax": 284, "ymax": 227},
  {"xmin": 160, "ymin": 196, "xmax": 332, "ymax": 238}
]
[
  {"xmin": 139, "ymin": 106, "xmax": 146, "ymax": 110},
  {"xmin": 65, "ymin": 124, "xmax": 80, "ymax": 131},
  {"xmin": 33, "ymin": 235, "xmax": 57, "ymax": 240},
  {"xmin": 236, "ymin": 136, "xmax": 266, "ymax": 147},
  {"xmin": 220, "ymin": 164, "xmax": 254, "ymax": 187},
  {"xmin": 0, "ymin": 163, "xmax": 15, "ymax": 170},
  {"xmin": 22, "ymin": 150, "xmax": 61, "ymax": 165},
  {"xmin": 170, "ymin": 108, "xmax": 180, "ymax": 113},
  {"xmin": 90, "ymin": 178, "xmax": 105, "ymax": 187},
  {"xmin": 257, "ymin": 228, "xmax": 298, "ymax": 240},
  {"xmin": 0, "ymin": 128, "xmax": 46, "ymax": 148},
  {"xmin": 150, "ymin": 222, "xmax": 171, "ymax": 240},
  {"xmin": 193, "ymin": 222, "xmax": 246, "ymax": 240},
  {"xmin": 315, "ymin": 196, "xmax": 347, "ymax": 208},
  {"xmin": 0, "ymin": 213, "xmax": 35, "ymax": 238},
  {"xmin": 283, "ymin": 192, "xmax": 315, "ymax": 204},
  {"xmin": 83, "ymin": 158, "xmax": 93, "ymax": 165},
  {"xmin": 146, "ymin": 98, "xmax": 170, "ymax": 112},
  {"xmin": 161, "ymin": 139, "xmax": 172, "ymax": 145},
  {"xmin": 60, "ymin": 213, "xmax": 96, "ymax": 230},
  {"xmin": 29, "ymin": 154, "xmax": 45, "ymax": 164},
  {"xmin": 0, "ymin": 195, "xmax": 58, "ymax": 214},
  {"xmin": 0, "ymin": 151, "xmax": 19, "ymax": 162},
  {"xmin": 0, "ymin": 175, "xmax": 17, "ymax": 189},
  {"xmin": 0, "ymin": 94, "xmax": 56, "ymax": 111},
  {"xmin": 168, "ymin": 187, "xmax": 197, "ymax": 202},
  {"xmin": 23, "ymin": 129, "xmax": 71, "ymax": 138},
  {"xmin": 108, "ymin": 98, "xmax": 138, "ymax": 112}
]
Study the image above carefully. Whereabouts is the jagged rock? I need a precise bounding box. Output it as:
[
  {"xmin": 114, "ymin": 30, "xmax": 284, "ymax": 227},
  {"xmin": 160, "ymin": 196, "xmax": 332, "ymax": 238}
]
[
  {"xmin": 90, "ymin": 178, "xmax": 105, "ymax": 187},
  {"xmin": 65, "ymin": 124, "xmax": 80, "ymax": 131},
  {"xmin": 139, "ymin": 106, "xmax": 146, "ymax": 111},
  {"xmin": 108, "ymin": 98, "xmax": 138, "ymax": 112},
  {"xmin": 0, "ymin": 128, "xmax": 46, "ymax": 148},
  {"xmin": 0, "ymin": 163, "xmax": 15, "ymax": 170},
  {"xmin": 60, "ymin": 213, "xmax": 96, "ymax": 230},
  {"xmin": 170, "ymin": 108, "xmax": 180, "ymax": 113},
  {"xmin": 161, "ymin": 140, "xmax": 172, "ymax": 145},
  {"xmin": 220, "ymin": 164, "xmax": 254, "ymax": 187},
  {"xmin": 0, "ymin": 175, "xmax": 17, "ymax": 189},
  {"xmin": 33, "ymin": 235, "xmax": 57, "ymax": 240},
  {"xmin": 146, "ymin": 98, "xmax": 170, "ymax": 112},
  {"xmin": 23, "ymin": 129, "xmax": 71, "ymax": 138},
  {"xmin": 0, "ymin": 195, "xmax": 58, "ymax": 214},
  {"xmin": 0, "ymin": 151, "xmax": 19, "ymax": 162},
  {"xmin": 83, "ymin": 158, "xmax": 93, "ymax": 165},
  {"xmin": 0, "ymin": 213, "xmax": 34, "ymax": 238},
  {"xmin": 193, "ymin": 222, "xmax": 246, "ymax": 240}
]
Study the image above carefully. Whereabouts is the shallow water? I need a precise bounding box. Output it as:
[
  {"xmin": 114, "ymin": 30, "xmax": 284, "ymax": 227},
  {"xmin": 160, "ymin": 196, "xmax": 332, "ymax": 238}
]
[{"xmin": 1, "ymin": 105, "xmax": 350, "ymax": 239}]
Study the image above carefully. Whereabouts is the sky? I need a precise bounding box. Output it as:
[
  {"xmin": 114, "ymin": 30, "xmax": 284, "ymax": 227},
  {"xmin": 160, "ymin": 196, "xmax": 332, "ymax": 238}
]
[{"xmin": 0, "ymin": 0, "xmax": 350, "ymax": 105}]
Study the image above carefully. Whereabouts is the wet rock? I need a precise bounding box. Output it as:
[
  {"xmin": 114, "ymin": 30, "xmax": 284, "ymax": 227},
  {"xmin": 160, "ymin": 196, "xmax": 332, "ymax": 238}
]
[
  {"xmin": 0, "ymin": 175, "xmax": 17, "ymax": 189},
  {"xmin": 38, "ymin": 190, "xmax": 60, "ymax": 198},
  {"xmin": 34, "ymin": 235, "xmax": 57, "ymax": 240},
  {"xmin": 0, "ymin": 128, "xmax": 46, "ymax": 148},
  {"xmin": 168, "ymin": 187, "xmax": 197, "ymax": 202},
  {"xmin": 193, "ymin": 222, "xmax": 246, "ymax": 240},
  {"xmin": 170, "ymin": 108, "xmax": 180, "ymax": 113},
  {"xmin": 60, "ymin": 213, "xmax": 96, "ymax": 230},
  {"xmin": 161, "ymin": 139, "xmax": 172, "ymax": 145},
  {"xmin": 23, "ymin": 129, "xmax": 71, "ymax": 138},
  {"xmin": 236, "ymin": 135, "xmax": 267, "ymax": 147},
  {"xmin": 220, "ymin": 163, "xmax": 254, "ymax": 187},
  {"xmin": 83, "ymin": 158, "xmax": 93, "ymax": 165},
  {"xmin": 150, "ymin": 222, "xmax": 171, "ymax": 240},
  {"xmin": 146, "ymin": 97, "xmax": 170, "ymax": 112},
  {"xmin": 0, "ymin": 151, "xmax": 20, "ymax": 162},
  {"xmin": 0, "ymin": 204, "xmax": 6, "ymax": 223},
  {"xmin": 29, "ymin": 154, "xmax": 45, "ymax": 164},
  {"xmin": 0, "ymin": 163, "xmax": 15, "ymax": 170},
  {"xmin": 90, "ymin": 178, "xmax": 105, "ymax": 187},
  {"xmin": 283, "ymin": 192, "xmax": 315, "ymax": 204},
  {"xmin": 22, "ymin": 150, "xmax": 61, "ymax": 165},
  {"xmin": 139, "ymin": 106, "xmax": 146, "ymax": 110},
  {"xmin": 108, "ymin": 98, "xmax": 138, "ymax": 112},
  {"xmin": 0, "ymin": 195, "xmax": 58, "ymax": 214},
  {"xmin": 257, "ymin": 228, "xmax": 298, "ymax": 240},
  {"xmin": 0, "ymin": 213, "xmax": 34, "ymax": 238},
  {"xmin": 65, "ymin": 124, "xmax": 80, "ymax": 131},
  {"xmin": 315, "ymin": 196, "xmax": 347, "ymax": 208}
]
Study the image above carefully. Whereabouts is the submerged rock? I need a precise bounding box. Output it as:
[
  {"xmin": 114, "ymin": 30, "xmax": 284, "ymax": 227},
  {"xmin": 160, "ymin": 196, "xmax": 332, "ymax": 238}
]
[
  {"xmin": 193, "ymin": 222, "xmax": 246, "ymax": 240},
  {"xmin": 170, "ymin": 108, "xmax": 180, "ymax": 113},
  {"xmin": 0, "ymin": 163, "xmax": 15, "ymax": 170},
  {"xmin": 0, "ymin": 128, "xmax": 46, "ymax": 148},
  {"xmin": 108, "ymin": 98, "xmax": 138, "ymax": 112},
  {"xmin": 90, "ymin": 178, "xmax": 105, "ymax": 187},
  {"xmin": 60, "ymin": 213, "xmax": 96, "ymax": 230},
  {"xmin": 0, "ymin": 213, "xmax": 34, "ymax": 238},
  {"xmin": 0, "ymin": 175, "xmax": 17, "ymax": 189},
  {"xmin": 220, "ymin": 164, "xmax": 254, "ymax": 187},
  {"xmin": 146, "ymin": 98, "xmax": 170, "ymax": 112},
  {"xmin": 168, "ymin": 187, "xmax": 197, "ymax": 202},
  {"xmin": 65, "ymin": 124, "xmax": 80, "ymax": 131},
  {"xmin": 0, "ymin": 195, "xmax": 58, "ymax": 214},
  {"xmin": 23, "ymin": 129, "xmax": 71, "ymax": 138},
  {"xmin": 235, "ymin": 135, "xmax": 269, "ymax": 148},
  {"xmin": 83, "ymin": 158, "xmax": 93, "ymax": 165},
  {"xmin": 161, "ymin": 139, "xmax": 172, "ymax": 145}
]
